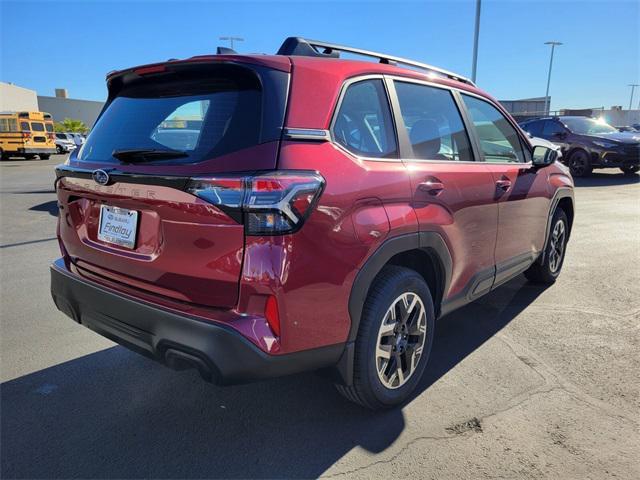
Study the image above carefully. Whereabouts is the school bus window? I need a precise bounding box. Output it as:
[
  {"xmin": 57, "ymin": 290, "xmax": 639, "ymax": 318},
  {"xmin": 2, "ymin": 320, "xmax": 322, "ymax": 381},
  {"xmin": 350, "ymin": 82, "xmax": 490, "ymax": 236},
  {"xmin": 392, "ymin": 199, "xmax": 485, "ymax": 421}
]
[
  {"xmin": 20, "ymin": 121, "xmax": 29, "ymax": 131},
  {"xmin": 45, "ymin": 123, "xmax": 54, "ymax": 132},
  {"xmin": 0, "ymin": 118, "xmax": 16, "ymax": 132},
  {"xmin": 31, "ymin": 122, "xmax": 45, "ymax": 132}
]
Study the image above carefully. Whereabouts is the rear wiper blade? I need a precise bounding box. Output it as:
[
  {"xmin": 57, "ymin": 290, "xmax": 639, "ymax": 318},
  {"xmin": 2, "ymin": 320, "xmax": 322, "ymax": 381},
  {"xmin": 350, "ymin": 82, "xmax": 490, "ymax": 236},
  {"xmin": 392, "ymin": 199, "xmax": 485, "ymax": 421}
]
[{"xmin": 112, "ymin": 148, "xmax": 188, "ymax": 163}]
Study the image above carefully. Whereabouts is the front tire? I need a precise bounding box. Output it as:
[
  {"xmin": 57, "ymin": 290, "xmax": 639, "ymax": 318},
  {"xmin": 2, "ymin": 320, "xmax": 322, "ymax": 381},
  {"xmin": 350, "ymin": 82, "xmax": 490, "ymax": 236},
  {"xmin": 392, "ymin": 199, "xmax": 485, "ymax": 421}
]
[
  {"xmin": 525, "ymin": 208, "xmax": 569, "ymax": 284},
  {"xmin": 39, "ymin": 154, "xmax": 50, "ymax": 160},
  {"xmin": 335, "ymin": 266, "xmax": 435, "ymax": 409},
  {"xmin": 620, "ymin": 165, "xmax": 639, "ymax": 175},
  {"xmin": 568, "ymin": 150, "xmax": 592, "ymax": 177}
]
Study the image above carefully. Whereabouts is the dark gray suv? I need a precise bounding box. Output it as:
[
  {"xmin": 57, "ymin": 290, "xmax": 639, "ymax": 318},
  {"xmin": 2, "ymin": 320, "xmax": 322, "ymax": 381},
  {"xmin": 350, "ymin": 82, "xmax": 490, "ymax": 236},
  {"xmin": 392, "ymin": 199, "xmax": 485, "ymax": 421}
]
[{"xmin": 520, "ymin": 116, "xmax": 640, "ymax": 176}]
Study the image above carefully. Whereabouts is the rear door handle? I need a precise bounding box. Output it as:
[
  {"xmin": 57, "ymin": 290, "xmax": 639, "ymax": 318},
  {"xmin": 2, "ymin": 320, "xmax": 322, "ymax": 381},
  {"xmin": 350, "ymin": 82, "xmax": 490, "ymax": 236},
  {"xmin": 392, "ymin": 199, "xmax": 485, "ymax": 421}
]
[
  {"xmin": 495, "ymin": 179, "xmax": 512, "ymax": 191},
  {"xmin": 418, "ymin": 179, "xmax": 445, "ymax": 195}
]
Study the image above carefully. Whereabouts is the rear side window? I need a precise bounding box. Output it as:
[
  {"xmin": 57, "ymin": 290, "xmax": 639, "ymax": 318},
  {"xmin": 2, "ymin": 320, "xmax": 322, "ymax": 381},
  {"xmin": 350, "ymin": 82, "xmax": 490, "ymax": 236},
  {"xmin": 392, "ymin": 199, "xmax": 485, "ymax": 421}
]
[
  {"xmin": 332, "ymin": 79, "xmax": 397, "ymax": 159},
  {"xmin": 394, "ymin": 81, "xmax": 473, "ymax": 161},
  {"xmin": 0, "ymin": 118, "xmax": 18, "ymax": 132},
  {"xmin": 542, "ymin": 120, "xmax": 565, "ymax": 136},
  {"xmin": 522, "ymin": 120, "xmax": 543, "ymax": 137},
  {"xmin": 79, "ymin": 65, "xmax": 270, "ymax": 165},
  {"xmin": 462, "ymin": 95, "xmax": 525, "ymax": 163}
]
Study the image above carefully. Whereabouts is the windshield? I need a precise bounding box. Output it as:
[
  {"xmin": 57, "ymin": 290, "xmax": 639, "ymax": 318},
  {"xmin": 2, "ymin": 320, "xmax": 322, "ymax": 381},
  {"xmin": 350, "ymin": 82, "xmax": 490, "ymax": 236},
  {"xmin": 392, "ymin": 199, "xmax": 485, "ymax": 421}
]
[
  {"xmin": 563, "ymin": 117, "xmax": 618, "ymax": 135},
  {"xmin": 79, "ymin": 68, "xmax": 264, "ymax": 165}
]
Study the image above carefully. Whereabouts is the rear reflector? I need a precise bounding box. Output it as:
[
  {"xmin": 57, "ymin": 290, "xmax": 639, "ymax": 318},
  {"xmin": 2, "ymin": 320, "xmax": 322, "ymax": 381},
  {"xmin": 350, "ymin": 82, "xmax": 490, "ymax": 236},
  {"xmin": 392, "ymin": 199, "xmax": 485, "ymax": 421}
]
[
  {"xmin": 264, "ymin": 295, "xmax": 280, "ymax": 337},
  {"xmin": 186, "ymin": 171, "xmax": 325, "ymax": 235}
]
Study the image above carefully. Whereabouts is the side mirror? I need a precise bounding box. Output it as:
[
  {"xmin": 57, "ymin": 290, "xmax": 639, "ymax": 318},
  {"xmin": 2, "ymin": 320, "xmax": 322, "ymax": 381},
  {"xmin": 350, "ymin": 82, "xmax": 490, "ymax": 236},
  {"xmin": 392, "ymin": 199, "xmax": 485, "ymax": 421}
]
[{"xmin": 532, "ymin": 146, "xmax": 558, "ymax": 167}]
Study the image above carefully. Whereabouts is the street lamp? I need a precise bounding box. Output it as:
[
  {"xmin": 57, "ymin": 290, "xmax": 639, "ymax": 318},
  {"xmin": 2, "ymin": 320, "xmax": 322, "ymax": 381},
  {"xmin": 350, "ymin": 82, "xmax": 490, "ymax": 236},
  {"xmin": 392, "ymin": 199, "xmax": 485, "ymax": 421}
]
[
  {"xmin": 543, "ymin": 41, "xmax": 563, "ymax": 115},
  {"xmin": 471, "ymin": 0, "xmax": 482, "ymax": 83},
  {"xmin": 219, "ymin": 36, "xmax": 244, "ymax": 50},
  {"xmin": 628, "ymin": 84, "xmax": 639, "ymax": 110}
]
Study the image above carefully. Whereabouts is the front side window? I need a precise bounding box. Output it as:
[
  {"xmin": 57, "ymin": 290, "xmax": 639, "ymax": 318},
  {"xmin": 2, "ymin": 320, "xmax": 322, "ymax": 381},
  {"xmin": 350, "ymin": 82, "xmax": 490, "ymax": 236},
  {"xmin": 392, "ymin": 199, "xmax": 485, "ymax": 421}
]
[
  {"xmin": 45, "ymin": 123, "xmax": 54, "ymax": 132},
  {"xmin": 20, "ymin": 121, "xmax": 29, "ymax": 131},
  {"xmin": 332, "ymin": 79, "xmax": 397, "ymax": 158},
  {"xmin": 394, "ymin": 81, "xmax": 473, "ymax": 161},
  {"xmin": 462, "ymin": 95, "xmax": 525, "ymax": 163}
]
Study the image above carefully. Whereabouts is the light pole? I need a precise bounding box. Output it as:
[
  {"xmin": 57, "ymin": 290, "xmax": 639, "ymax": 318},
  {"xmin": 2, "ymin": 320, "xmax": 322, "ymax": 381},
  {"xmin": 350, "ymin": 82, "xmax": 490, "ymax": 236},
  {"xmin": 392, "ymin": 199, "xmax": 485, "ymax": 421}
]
[
  {"xmin": 628, "ymin": 84, "xmax": 639, "ymax": 110},
  {"xmin": 471, "ymin": 0, "xmax": 482, "ymax": 83},
  {"xmin": 219, "ymin": 36, "xmax": 244, "ymax": 50},
  {"xmin": 543, "ymin": 41, "xmax": 562, "ymax": 115}
]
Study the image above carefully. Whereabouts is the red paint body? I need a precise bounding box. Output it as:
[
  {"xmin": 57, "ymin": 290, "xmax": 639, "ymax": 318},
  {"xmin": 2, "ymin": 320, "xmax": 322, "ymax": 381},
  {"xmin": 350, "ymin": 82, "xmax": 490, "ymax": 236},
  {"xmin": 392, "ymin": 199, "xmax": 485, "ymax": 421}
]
[{"xmin": 55, "ymin": 54, "xmax": 573, "ymax": 358}]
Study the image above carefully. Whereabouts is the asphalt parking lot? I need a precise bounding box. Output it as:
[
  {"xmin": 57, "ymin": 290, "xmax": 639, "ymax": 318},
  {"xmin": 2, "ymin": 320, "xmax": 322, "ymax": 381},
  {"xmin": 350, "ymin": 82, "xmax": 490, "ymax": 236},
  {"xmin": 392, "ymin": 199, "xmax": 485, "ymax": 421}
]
[{"xmin": 1, "ymin": 154, "xmax": 638, "ymax": 479}]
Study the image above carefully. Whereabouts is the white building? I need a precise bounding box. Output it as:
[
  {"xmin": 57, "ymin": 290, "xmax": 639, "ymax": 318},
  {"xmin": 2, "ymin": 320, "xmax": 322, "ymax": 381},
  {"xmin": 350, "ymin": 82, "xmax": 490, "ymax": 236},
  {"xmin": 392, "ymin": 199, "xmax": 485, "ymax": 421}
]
[
  {"xmin": 0, "ymin": 82, "xmax": 104, "ymax": 128},
  {"xmin": 0, "ymin": 82, "xmax": 39, "ymax": 112}
]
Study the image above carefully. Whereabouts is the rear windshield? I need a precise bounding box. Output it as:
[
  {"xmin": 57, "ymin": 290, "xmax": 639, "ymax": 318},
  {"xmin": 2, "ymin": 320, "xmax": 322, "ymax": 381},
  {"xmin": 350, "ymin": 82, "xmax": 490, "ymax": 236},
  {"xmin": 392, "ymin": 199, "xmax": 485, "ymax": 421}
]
[{"xmin": 79, "ymin": 65, "xmax": 271, "ymax": 165}]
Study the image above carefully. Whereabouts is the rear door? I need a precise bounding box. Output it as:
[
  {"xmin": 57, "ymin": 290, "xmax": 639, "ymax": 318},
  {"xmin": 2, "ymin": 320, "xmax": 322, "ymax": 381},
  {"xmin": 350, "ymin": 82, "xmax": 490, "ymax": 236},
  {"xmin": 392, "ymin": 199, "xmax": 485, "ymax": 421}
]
[
  {"xmin": 56, "ymin": 60, "xmax": 289, "ymax": 308},
  {"xmin": 460, "ymin": 94, "xmax": 551, "ymax": 283},
  {"xmin": 389, "ymin": 79, "xmax": 499, "ymax": 301},
  {"xmin": 29, "ymin": 120, "xmax": 48, "ymax": 146}
]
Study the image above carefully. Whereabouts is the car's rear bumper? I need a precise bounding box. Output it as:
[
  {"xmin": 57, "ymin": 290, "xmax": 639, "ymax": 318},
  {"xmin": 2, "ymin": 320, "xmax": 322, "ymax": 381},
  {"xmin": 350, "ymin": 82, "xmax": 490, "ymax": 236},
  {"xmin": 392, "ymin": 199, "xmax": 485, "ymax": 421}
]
[
  {"xmin": 19, "ymin": 147, "xmax": 57, "ymax": 154},
  {"xmin": 50, "ymin": 258, "xmax": 344, "ymax": 384}
]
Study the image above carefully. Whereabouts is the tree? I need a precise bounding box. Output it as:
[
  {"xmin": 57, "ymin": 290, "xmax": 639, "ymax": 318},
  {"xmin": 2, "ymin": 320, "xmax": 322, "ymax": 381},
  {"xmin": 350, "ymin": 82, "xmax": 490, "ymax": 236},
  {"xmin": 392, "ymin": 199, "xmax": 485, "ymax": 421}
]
[{"xmin": 54, "ymin": 118, "xmax": 88, "ymax": 134}]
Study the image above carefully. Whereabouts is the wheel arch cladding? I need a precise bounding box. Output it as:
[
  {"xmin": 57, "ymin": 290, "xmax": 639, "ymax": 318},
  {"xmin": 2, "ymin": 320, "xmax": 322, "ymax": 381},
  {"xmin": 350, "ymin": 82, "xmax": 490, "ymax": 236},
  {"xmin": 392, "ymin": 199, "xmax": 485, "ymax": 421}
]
[
  {"xmin": 347, "ymin": 232, "xmax": 452, "ymax": 343},
  {"xmin": 557, "ymin": 197, "xmax": 574, "ymax": 234}
]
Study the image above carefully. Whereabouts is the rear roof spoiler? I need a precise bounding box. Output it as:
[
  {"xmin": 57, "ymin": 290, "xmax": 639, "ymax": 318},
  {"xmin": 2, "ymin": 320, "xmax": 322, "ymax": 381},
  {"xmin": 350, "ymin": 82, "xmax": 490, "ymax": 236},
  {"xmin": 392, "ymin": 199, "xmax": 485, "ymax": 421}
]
[{"xmin": 277, "ymin": 37, "xmax": 475, "ymax": 86}]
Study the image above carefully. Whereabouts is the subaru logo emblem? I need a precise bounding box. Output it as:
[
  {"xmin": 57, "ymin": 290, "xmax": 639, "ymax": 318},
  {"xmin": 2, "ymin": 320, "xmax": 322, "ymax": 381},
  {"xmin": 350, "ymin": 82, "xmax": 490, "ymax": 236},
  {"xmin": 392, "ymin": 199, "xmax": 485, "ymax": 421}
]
[{"xmin": 92, "ymin": 169, "xmax": 110, "ymax": 186}]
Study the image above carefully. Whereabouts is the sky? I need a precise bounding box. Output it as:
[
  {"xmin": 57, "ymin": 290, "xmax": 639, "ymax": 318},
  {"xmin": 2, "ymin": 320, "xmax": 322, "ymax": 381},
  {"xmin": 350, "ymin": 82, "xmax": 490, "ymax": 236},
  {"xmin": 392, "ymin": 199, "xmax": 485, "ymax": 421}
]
[{"xmin": 1, "ymin": 0, "xmax": 638, "ymax": 111}]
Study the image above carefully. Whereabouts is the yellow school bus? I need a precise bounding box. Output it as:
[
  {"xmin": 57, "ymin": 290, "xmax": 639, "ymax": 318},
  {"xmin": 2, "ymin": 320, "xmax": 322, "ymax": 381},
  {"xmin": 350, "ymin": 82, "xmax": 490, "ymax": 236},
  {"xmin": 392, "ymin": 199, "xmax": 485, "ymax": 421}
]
[{"xmin": 0, "ymin": 111, "xmax": 57, "ymax": 160}]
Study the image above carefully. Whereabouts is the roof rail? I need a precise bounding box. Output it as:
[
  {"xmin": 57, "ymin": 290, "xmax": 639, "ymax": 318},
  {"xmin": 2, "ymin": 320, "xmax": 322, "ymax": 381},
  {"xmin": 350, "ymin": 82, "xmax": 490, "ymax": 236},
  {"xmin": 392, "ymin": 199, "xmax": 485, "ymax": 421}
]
[{"xmin": 276, "ymin": 37, "xmax": 475, "ymax": 86}]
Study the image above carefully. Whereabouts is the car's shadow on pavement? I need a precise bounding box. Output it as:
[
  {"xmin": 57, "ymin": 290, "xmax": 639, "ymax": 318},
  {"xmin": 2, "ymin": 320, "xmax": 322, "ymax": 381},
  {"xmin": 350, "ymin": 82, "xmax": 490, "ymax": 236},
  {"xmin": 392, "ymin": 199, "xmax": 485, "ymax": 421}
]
[
  {"xmin": 29, "ymin": 200, "xmax": 59, "ymax": 216},
  {"xmin": 573, "ymin": 172, "xmax": 640, "ymax": 187},
  {"xmin": 1, "ymin": 276, "xmax": 546, "ymax": 479}
]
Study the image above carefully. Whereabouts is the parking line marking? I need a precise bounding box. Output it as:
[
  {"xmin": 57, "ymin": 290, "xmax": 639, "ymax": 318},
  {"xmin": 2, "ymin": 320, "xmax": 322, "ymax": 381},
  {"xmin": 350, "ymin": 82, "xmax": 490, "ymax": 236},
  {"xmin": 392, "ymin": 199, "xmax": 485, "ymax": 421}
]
[{"xmin": 0, "ymin": 237, "xmax": 57, "ymax": 249}]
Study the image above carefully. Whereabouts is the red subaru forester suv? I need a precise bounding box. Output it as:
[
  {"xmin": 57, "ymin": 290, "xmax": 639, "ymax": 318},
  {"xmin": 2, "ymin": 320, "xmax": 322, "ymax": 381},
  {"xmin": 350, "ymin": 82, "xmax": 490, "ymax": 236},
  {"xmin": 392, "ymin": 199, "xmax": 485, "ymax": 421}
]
[{"xmin": 51, "ymin": 38, "xmax": 574, "ymax": 409}]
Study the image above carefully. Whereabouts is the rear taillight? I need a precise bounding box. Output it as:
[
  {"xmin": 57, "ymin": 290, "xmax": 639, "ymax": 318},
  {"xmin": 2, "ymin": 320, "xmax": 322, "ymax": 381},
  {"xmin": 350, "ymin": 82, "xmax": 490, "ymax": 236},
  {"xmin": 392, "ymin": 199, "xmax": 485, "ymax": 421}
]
[{"xmin": 186, "ymin": 171, "xmax": 325, "ymax": 235}]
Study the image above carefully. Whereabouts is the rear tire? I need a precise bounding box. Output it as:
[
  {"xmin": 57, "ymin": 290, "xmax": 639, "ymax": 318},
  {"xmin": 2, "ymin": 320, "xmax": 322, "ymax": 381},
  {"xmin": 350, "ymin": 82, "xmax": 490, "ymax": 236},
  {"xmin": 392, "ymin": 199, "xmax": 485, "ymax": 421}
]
[
  {"xmin": 568, "ymin": 150, "xmax": 592, "ymax": 177},
  {"xmin": 525, "ymin": 208, "xmax": 569, "ymax": 284},
  {"xmin": 620, "ymin": 165, "xmax": 639, "ymax": 175},
  {"xmin": 335, "ymin": 266, "xmax": 435, "ymax": 409},
  {"xmin": 39, "ymin": 154, "xmax": 50, "ymax": 160}
]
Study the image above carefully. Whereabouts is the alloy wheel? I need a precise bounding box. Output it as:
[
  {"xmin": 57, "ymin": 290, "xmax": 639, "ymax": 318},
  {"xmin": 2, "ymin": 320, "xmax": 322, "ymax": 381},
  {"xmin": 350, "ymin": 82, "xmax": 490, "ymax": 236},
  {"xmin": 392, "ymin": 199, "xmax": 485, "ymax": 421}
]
[
  {"xmin": 375, "ymin": 292, "xmax": 427, "ymax": 389},
  {"xmin": 570, "ymin": 153, "xmax": 588, "ymax": 176},
  {"xmin": 549, "ymin": 219, "xmax": 566, "ymax": 273}
]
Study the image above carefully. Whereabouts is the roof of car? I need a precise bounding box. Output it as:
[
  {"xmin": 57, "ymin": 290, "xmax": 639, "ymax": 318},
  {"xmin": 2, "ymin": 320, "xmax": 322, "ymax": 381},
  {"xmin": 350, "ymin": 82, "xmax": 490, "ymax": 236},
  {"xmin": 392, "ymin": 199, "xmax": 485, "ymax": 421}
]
[
  {"xmin": 106, "ymin": 37, "xmax": 482, "ymax": 95},
  {"xmin": 107, "ymin": 54, "xmax": 485, "ymax": 97}
]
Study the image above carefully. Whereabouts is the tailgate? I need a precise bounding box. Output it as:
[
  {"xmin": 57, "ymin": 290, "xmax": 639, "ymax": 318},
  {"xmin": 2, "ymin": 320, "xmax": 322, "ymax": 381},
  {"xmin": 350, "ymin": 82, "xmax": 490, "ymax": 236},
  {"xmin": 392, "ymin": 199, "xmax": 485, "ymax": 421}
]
[{"xmin": 55, "ymin": 59, "xmax": 289, "ymax": 308}]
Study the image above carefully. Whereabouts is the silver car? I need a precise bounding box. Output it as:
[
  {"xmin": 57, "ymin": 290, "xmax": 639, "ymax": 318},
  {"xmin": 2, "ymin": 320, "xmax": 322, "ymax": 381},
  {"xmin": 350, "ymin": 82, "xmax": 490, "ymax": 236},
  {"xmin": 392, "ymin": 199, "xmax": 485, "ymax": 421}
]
[{"xmin": 55, "ymin": 133, "xmax": 76, "ymax": 154}]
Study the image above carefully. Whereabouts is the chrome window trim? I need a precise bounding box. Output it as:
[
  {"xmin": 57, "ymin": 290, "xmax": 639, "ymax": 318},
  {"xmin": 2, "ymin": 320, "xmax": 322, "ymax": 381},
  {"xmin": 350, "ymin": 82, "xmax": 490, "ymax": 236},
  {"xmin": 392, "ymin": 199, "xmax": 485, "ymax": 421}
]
[{"xmin": 283, "ymin": 128, "xmax": 330, "ymax": 141}]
